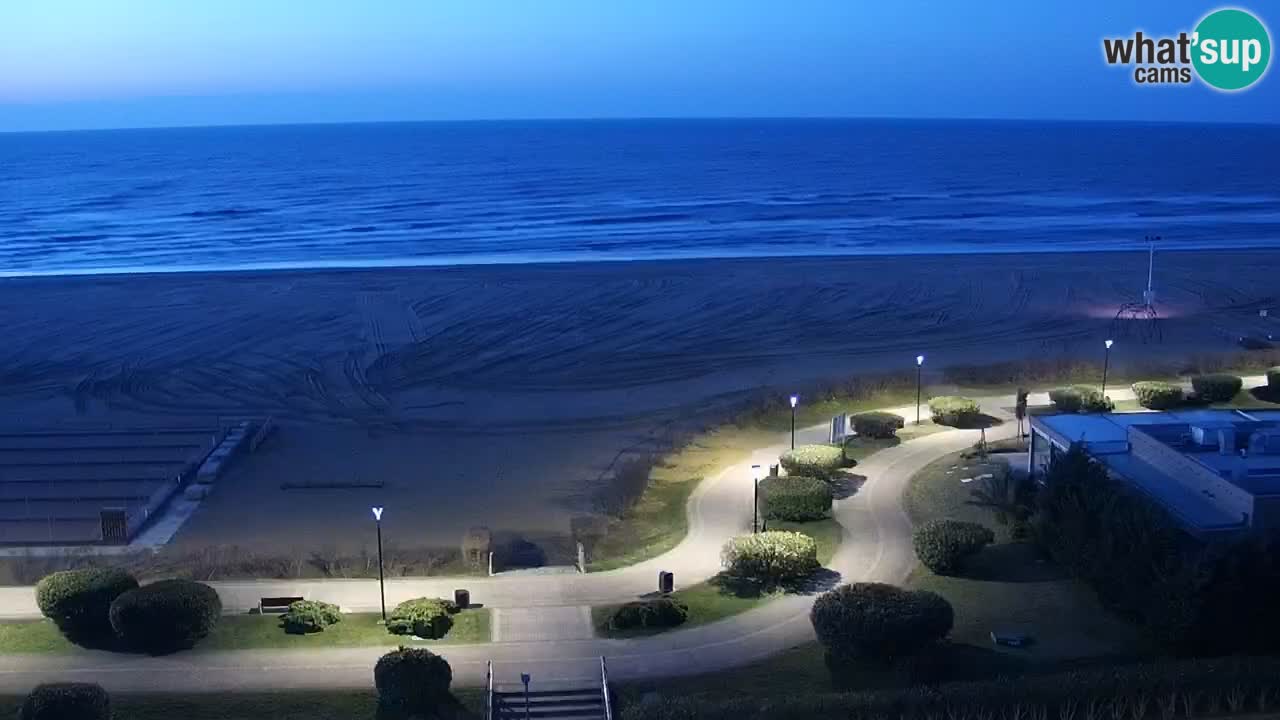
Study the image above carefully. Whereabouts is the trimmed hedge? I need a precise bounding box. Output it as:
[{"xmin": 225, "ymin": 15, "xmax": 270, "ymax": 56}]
[
  {"xmin": 618, "ymin": 656, "xmax": 1280, "ymax": 720},
  {"xmin": 1191, "ymin": 373, "xmax": 1242, "ymax": 402},
  {"xmin": 1047, "ymin": 385, "xmax": 1112, "ymax": 413},
  {"xmin": 19, "ymin": 683, "xmax": 110, "ymax": 720},
  {"xmin": 34, "ymin": 568, "xmax": 137, "ymax": 642},
  {"xmin": 810, "ymin": 582, "xmax": 953, "ymax": 664},
  {"xmin": 608, "ymin": 597, "xmax": 689, "ymax": 631},
  {"xmin": 778, "ymin": 444, "xmax": 844, "ymax": 478},
  {"xmin": 374, "ymin": 647, "xmax": 453, "ymax": 717},
  {"xmin": 1269, "ymin": 366, "xmax": 1280, "ymax": 388},
  {"xmin": 927, "ymin": 396, "xmax": 981, "ymax": 427},
  {"xmin": 1131, "ymin": 380, "xmax": 1184, "ymax": 409},
  {"xmin": 721, "ymin": 531, "xmax": 819, "ymax": 585},
  {"xmin": 281, "ymin": 599, "xmax": 342, "ymax": 634},
  {"xmin": 109, "ymin": 579, "xmax": 221, "ymax": 654},
  {"xmin": 850, "ymin": 411, "xmax": 904, "ymax": 439},
  {"xmin": 759, "ymin": 475, "xmax": 832, "ymax": 522},
  {"xmin": 386, "ymin": 597, "xmax": 458, "ymax": 639},
  {"xmin": 911, "ymin": 519, "xmax": 994, "ymax": 575}
]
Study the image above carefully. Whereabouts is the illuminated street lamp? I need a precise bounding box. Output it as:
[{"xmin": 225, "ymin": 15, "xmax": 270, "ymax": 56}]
[
  {"xmin": 915, "ymin": 355, "xmax": 925, "ymax": 425},
  {"xmin": 751, "ymin": 464, "xmax": 761, "ymax": 534},
  {"xmin": 1101, "ymin": 339, "xmax": 1114, "ymax": 400},
  {"xmin": 372, "ymin": 506, "xmax": 386, "ymax": 622},
  {"xmin": 789, "ymin": 395, "xmax": 799, "ymax": 449}
]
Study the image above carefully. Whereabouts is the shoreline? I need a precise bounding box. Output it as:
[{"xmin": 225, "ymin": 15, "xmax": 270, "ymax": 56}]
[
  {"xmin": 2, "ymin": 245, "xmax": 1277, "ymax": 282},
  {"xmin": 1, "ymin": 249, "xmax": 1277, "ymax": 552}
]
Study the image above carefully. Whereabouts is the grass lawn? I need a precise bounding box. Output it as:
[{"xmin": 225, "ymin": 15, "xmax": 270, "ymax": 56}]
[
  {"xmin": 0, "ymin": 689, "xmax": 487, "ymax": 720},
  {"xmin": 201, "ymin": 608, "xmax": 490, "ymax": 650},
  {"xmin": 587, "ymin": 425, "xmax": 779, "ymax": 571},
  {"xmin": 0, "ymin": 619, "xmax": 70, "ymax": 653},
  {"xmin": 0, "ymin": 609, "xmax": 490, "ymax": 655},
  {"xmin": 593, "ymin": 518, "xmax": 840, "ymax": 638},
  {"xmin": 904, "ymin": 451, "xmax": 1150, "ymax": 667}
]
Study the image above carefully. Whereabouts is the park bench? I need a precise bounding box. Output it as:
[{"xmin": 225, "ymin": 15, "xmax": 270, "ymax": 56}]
[{"xmin": 258, "ymin": 596, "xmax": 304, "ymax": 614}]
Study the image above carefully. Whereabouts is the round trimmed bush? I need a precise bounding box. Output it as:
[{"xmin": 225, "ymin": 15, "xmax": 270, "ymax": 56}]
[
  {"xmin": 1269, "ymin": 367, "xmax": 1280, "ymax": 389},
  {"xmin": 779, "ymin": 444, "xmax": 845, "ymax": 477},
  {"xmin": 912, "ymin": 519, "xmax": 994, "ymax": 575},
  {"xmin": 1191, "ymin": 373, "xmax": 1243, "ymax": 403},
  {"xmin": 108, "ymin": 579, "xmax": 221, "ymax": 654},
  {"xmin": 281, "ymin": 599, "xmax": 342, "ymax": 634},
  {"xmin": 374, "ymin": 647, "xmax": 453, "ymax": 717},
  {"xmin": 851, "ymin": 411, "xmax": 904, "ymax": 439},
  {"xmin": 760, "ymin": 475, "xmax": 832, "ymax": 521},
  {"xmin": 928, "ymin": 396, "xmax": 982, "ymax": 427},
  {"xmin": 1132, "ymin": 381, "xmax": 1184, "ymax": 410},
  {"xmin": 810, "ymin": 582, "xmax": 954, "ymax": 663},
  {"xmin": 35, "ymin": 568, "xmax": 137, "ymax": 642},
  {"xmin": 608, "ymin": 597, "xmax": 689, "ymax": 631},
  {"xmin": 386, "ymin": 597, "xmax": 457, "ymax": 639},
  {"xmin": 1048, "ymin": 385, "xmax": 1112, "ymax": 413},
  {"xmin": 721, "ymin": 531, "xmax": 819, "ymax": 585},
  {"xmin": 19, "ymin": 683, "xmax": 110, "ymax": 720}
]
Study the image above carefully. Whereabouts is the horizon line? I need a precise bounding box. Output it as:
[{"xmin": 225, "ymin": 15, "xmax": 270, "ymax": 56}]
[{"xmin": 3, "ymin": 114, "xmax": 1278, "ymax": 136}]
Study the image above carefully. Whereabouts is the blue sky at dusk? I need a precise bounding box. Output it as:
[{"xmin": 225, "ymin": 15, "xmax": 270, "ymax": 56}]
[{"xmin": 1, "ymin": 0, "xmax": 1276, "ymax": 131}]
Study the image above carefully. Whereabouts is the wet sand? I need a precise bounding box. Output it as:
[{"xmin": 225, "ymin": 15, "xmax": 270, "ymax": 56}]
[{"xmin": 0, "ymin": 250, "xmax": 1276, "ymax": 551}]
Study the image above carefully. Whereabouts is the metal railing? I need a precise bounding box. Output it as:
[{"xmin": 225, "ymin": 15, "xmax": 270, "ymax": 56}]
[
  {"xmin": 485, "ymin": 660, "xmax": 494, "ymax": 720},
  {"xmin": 600, "ymin": 656, "xmax": 613, "ymax": 720}
]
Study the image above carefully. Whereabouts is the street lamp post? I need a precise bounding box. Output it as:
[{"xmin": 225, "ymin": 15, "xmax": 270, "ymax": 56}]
[
  {"xmin": 788, "ymin": 395, "xmax": 799, "ymax": 449},
  {"xmin": 1101, "ymin": 339, "xmax": 1114, "ymax": 399},
  {"xmin": 372, "ymin": 506, "xmax": 386, "ymax": 622},
  {"xmin": 915, "ymin": 355, "xmax": 925, "ymax": 424},
  {"xmin": 751, "ymin": 463, "xmax": 761, "ymax": 534}
]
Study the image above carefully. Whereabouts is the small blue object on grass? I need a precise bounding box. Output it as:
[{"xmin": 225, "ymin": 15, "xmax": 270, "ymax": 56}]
[{"xmin": 990, "ymin": 630, "xmax": 1032, "ymax": 648}]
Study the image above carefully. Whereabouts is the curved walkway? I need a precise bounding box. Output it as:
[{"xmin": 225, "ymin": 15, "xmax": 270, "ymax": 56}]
[{"xmin": 0, "ymin": 380, "xmax": 1252, "ymax": 692}]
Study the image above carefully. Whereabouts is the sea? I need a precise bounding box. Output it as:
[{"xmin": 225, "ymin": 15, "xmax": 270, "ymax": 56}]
[{"xmin": 1, "ymin": 119, "xmax": 1278, "ymax": 277}]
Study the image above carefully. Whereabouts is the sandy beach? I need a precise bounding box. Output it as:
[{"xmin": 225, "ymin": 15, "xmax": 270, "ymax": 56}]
[{"xmin": 0, "ymin": 249, "xmax": 1276, "ymax": 553}]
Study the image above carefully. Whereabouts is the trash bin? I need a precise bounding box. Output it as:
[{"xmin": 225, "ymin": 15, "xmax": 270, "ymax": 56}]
[
  {"xmin": 454, "ymin": 589, "xmax": 471, "ymax": 609},
  {"xmin": 658, "ymin": 571, "xmax": 674, "ymax": 594}
]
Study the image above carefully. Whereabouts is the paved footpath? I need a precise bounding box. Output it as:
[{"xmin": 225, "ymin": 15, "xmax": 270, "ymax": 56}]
[{"xmin": 0, "ymin": 379, "xmax": 1262, "ymax": 692}]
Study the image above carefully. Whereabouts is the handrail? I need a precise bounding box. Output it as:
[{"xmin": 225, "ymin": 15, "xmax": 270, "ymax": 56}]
[
  {"xmin": 485, "ymin": 660, "xmax": 493, "ymax": 720},
  {"xmin": 600, "ymin": 656, "xmax": 613, "ymax": 720}
]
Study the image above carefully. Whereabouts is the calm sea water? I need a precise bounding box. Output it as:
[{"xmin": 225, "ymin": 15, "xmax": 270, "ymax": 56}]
[{"xmin": 1, "ymin": 119, "xmax": 1278, "ymax": 276}]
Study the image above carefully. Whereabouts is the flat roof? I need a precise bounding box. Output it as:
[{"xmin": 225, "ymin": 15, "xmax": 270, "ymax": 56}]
[{"xmin": 1031, "ymin": 409, "xmax": 1280, "ymax": 533}]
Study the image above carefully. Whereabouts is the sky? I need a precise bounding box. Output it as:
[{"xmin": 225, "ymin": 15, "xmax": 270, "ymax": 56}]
[{"xmin": 0, "ymin": 0, "xmax": 1276, "ymax": 131}]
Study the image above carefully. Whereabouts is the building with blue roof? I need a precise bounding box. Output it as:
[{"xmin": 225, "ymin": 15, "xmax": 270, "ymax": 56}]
[{"xmin": 1029, "ymin": 409, "xmax": 1280, "ymax": 537}]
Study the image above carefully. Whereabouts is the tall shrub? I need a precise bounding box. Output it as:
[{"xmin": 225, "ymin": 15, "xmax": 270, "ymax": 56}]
[
  {"xmin": 850, "ymin": 411, "xmax": 904, "ymax": 439},
  {"xmin": 109, "ymin": 579, "xmax": 222, "ymax": 654},
  {"xmin": 35, "ymin": 568, "xmax": 137, "ymax": 643},
  {"xmin": 19, "ymin": 683, "xmax": 110, "ymax": 720},
  {"xmin": 1131, "ymin": 381, "xmax": 1184, "ymax": 409},
  {"xmin": 912, "ymin": 519, "xmax": 993, "ymax": 575},
  {"xmin": 810, "ymin": 583, "xmax": 953, "ymax": 664},
  {"xmin": 386, "ymin": 597, "xmax": 457, "ymax": 639},
  {"xmin": 374, "ymin": 647, "xmax": 453, "ymax": 718},
  {"xmin": 1048, "ymin": 385, "xmax": 1112, "ymax": 413},
  {"xmin": 928, "ymin": 396, "xmax": 981, "ymax": 427},
  {"xmin": 281, "ymin": 599, "xmax": 342, "ymax": 634},
  {"xmin": 778, "ymin": 444, "xmax": 845, "ymax": 478},
  {"xmin": 721, "ymin": 531, "xmax": 819, "ymax": 585},
  {"xmin": 1191, "ymin": 373, "xmax": 1243, "ymax": 402},
  {"xmin": 759, "ymin": 475, "xmax": 832, "ymax": 521}
]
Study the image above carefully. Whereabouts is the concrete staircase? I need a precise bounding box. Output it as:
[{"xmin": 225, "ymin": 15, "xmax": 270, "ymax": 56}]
[
  {"xmin": 487, "ymin": 659, "xmax": 612, "ymax": 720},
  {"xmin": 491, "ymin": 687, "xmax": 606, "ymax": 719}
]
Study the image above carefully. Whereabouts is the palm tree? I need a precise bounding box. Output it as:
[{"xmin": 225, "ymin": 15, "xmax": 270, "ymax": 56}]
[{"xmin": 967, "ymin": 468, "xmax": 1028, "ymax": 527}]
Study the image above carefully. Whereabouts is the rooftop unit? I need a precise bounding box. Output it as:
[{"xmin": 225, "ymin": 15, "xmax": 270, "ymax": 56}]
[{"xmin": 1248, "ymin": 429, "xmax": 1280, "ymax": 456}]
